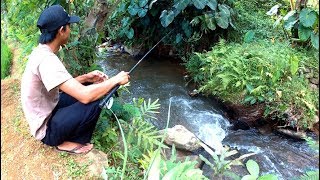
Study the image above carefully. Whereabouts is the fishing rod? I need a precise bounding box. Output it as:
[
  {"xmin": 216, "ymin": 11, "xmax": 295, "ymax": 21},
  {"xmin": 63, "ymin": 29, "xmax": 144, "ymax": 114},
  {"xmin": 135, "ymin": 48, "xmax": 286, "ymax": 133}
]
[{"xmin": 99, "ymin": 30, "xmax": 173, "ymax": 109}]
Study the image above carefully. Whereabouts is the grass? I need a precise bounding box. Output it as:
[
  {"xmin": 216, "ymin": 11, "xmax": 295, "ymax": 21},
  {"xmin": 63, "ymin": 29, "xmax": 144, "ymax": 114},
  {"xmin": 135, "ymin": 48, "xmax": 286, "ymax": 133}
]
[{"xmin": 1, "ymin": 38, "xmax": 13, "ymax": 79}]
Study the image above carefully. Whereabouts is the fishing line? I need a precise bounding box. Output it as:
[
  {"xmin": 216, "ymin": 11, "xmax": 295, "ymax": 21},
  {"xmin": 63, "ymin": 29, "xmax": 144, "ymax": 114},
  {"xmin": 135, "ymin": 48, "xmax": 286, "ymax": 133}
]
[{"xmin": 99, "ymin": 30, "xmax": 174, "ymax": 109}]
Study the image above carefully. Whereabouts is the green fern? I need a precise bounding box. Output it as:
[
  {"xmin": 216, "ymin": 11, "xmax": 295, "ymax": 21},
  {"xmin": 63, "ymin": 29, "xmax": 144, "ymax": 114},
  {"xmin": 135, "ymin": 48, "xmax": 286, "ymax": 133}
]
[
  {"xmin": 139, "ymin": 98, "xmax": 160, "ymax": 119},
  {"xmin": 127, "ymin": 117, "xmax": 164, "ymax": 152},
  {"xmin": 298, "ymin": 170, "xmax": 319, "ymax": 180}
]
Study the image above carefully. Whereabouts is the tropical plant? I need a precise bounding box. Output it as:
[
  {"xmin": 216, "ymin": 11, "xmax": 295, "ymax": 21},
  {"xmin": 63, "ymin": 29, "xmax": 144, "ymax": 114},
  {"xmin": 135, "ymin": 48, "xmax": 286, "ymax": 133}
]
[
  {"xmin": 96, "ymin": 98, "xmax": 164, "ymax": 179},
  {"xmin": 106, "ymin": 0, "xmax": 236, "ymax": 57},
  {"xmin": 186, "ymin": 40, "xmax": 318, "ymax": 129},
  {"xmin": 269, "ymin": 0, "xmax": 319, "ymax": 50},
  {"xmin": 241, "ymin": 159, "xmax": 278, "ymax": 180},
  {"xmin": 228, "ymin": 0, "xmax": 286, "ymax": 42},
  {"xmin": 144, "ymin": 145, "xmax": 208, "ymax": 179},
  {"xmin": 199, "ymin": 142, "xmax": 256, "ymax": 177}
]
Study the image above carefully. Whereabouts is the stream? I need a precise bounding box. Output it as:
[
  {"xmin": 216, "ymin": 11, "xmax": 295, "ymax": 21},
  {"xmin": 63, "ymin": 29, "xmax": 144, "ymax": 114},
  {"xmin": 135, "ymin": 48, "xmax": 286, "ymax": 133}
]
[{"xmin": 98, "ymin": 51, "xmax": 319, "ymax": 179}]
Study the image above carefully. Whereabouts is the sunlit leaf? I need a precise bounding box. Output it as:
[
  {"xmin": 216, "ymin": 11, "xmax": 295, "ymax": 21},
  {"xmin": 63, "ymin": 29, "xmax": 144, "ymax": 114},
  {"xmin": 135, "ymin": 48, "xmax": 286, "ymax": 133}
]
[
  {"xmin": 244, "ymin": 30, "xmax": 255, "ymax": 43},
  {"xmin": 246, "ymin": 159, "xmax": 259, "ymax": 177},
  {"xmin": 298, "ymin": 24, "xmax": 312, "ymax": 41},
  {"xmin": 139, "ymin": 0, "xmax": 148, "ymax": 7},
  {"xmin": 299, "ymin": 8, "xmax": 317, "ymax": 27},
  {"xmin": 207, "ymin": 0, "xmax": 217, "ymax": 10},
  {"xmin": 192, "ymin": 0, "xmax": 207, "ymax": 9},
  {"xmin": 160, "ymin": 10, "xmax": 175, "ymax": 27}
]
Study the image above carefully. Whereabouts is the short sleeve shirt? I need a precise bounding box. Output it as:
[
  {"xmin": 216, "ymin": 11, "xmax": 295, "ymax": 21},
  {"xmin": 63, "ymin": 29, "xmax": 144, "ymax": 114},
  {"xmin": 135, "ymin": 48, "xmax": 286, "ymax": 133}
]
[{"xmin": 21, "ymin": 44, "xmax": 73, "ymax": 140}]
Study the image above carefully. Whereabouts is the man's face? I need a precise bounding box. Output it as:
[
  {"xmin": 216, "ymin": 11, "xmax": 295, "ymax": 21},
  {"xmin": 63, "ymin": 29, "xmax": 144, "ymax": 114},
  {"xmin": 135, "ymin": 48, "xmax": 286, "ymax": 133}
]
[{"xmin": 61, "ymin": 24, "xmax": 71, "ymax": 45}]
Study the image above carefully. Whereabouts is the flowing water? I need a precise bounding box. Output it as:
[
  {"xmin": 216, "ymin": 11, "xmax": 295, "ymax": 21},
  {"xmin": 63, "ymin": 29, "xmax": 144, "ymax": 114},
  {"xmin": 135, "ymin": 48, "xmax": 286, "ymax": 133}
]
[{"xmin": 99, "ymin": 51, "xmax": 319, "ymax": 179}]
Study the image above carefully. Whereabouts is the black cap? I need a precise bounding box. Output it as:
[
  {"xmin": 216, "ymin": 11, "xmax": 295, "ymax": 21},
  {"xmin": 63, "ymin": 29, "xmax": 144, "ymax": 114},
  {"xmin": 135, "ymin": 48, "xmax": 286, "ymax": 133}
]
[{"xmin": 37, "ymin": 5, "xmax": 80, "ymax": 32}]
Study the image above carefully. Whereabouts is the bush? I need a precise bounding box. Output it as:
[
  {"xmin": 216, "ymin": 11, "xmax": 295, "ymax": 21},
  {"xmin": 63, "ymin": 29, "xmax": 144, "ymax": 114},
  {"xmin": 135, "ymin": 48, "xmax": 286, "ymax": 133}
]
[
  {"xmin": 1, "ymin": 38, "xmax": 13, "ymax": 79},
  {"xmin": 186, "ymin": 40, "xmax": 318, "ymax": 129}
]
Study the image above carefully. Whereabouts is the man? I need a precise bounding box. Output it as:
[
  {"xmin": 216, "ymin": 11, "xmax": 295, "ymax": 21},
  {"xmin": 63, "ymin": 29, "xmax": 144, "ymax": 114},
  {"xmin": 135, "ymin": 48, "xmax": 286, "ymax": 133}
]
[{"xmin": 21, "ymin": 5, "xmax": 130, "ymax": 154}]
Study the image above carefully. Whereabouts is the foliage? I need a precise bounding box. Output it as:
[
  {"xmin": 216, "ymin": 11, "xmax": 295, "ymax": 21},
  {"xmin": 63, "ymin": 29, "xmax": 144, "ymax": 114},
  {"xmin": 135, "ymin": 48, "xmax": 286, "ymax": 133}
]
[
  {"xmin": 199, "ymin": 142, "xmax": 255, "ymax": 177},
  {"xmin": 106, "ymin": 0, "xmax": 236, "ymax": 57},
  {"xmin": 186, "ymin": 40, "xmax": 318, "ymax": 129},
  {"xmin": 241, "ymin": 159, "xmax": 278, "ymax": 180},
  {"xmin": 64, "ymin": 156, "xmax": 89, "ymax": 178},
  {"xmin": 2, "ymin": 0, "xmax": 101, "ymax": 76},
  {"xmin": 2, "ymin": 0, "xmax": 43, "ymax": 73},
  {"xmin": 296, "ymin": 170, "xmax": 319, "ymax": 180},
  {"xmin": 144, "ymin": 145, "xmax": 208, "ymax": 179},
  {"xmin": 1, "ymin": 38, "xmax": 13, "ymax": 79},
  {"xmin": 228, "ymin": 0, "xmax": 286, "ymax": 42},
  {"xmin": 95, "ymin": 98, "xmax": 164, "ymax": 179},
  {"xmin": 269, "ymin": 0, "xmax": 319, "ymax": 50}
]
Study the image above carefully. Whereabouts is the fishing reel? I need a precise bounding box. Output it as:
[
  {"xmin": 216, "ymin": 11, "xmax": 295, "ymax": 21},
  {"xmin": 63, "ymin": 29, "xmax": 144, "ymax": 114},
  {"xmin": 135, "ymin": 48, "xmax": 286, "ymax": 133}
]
[{"xmin": 99, "ymin": 91, "xmax": 119, "ymax": 109}]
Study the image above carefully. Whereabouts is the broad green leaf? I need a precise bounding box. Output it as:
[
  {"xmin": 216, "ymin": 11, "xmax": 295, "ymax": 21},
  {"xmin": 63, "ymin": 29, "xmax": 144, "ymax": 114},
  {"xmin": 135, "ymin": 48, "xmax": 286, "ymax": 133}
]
[
  {"xmin": 246, "ymin": 159, "xmax": 259, "ymax": 177},
  {"xmin": 138, "ymin": 8, "xmax": 148, "ymax": 17},
  {"xmin": 121, "ymin": 17, "xmax": 130, "ymax": 27},
  {"xmin": 125, "ymin": 28, "xmax": 134, "ymax": 39},
  {"xmin": 207, "ymin": 0, "xmax": 217, "ymax": 10},
  {"xmin": 284, "ymin": 16, "xmax": 298, "ymax": 30},
  {"xmin": 160, "ymin": 10, "xmax": 175, "ymax": 27},
  {"xmin": 298, "ymin": 24, "xmax": 312, "ymax": 41},
  {"xmin": 215, "ymin": 12, "xmax": 229, "ymax": 29},
  {"xmin": 139, "ymin": 0, "xmax": 148, "ymax": 7},
  {"xmin": 182, "ymin": 20, "xmax": 192, "ymax": 37},
  {"xmin": 118, "ymin": 3, "xmax": 126, "ymax": 12},
  {"xmin": 244, "ymin": 30, "xmax": 255, "ymax": 43},
  {"xmin": 299, "ymin": 8, "xmax": 317, "ymax": 27},
  {"xmin": 283, "ymin": 10, "xmax": 296, "ymax": 21},
  {"xmin": 258, "ymin": 174, "xmax": 278, "ymax": 180},
  {"xmin": 241, "ymin": 175, "xmax": 257, "ymax": 180},
  {"xmin": 289, "ymin": 56, "xmax": 299, "ymax": 76},
  {"xmin": 218, "ymin": 4, "xmax": 230, "ymax": 17},
  {"xmin": 173, "ymin": 0, "xmax": 190, "ymax": 12},
  {"xmin": 176, "ymin": 33, "xmax": 183, "ymax": 43},
  {"xmin": 246, "ymin": 84, "xmax": 254, "ymax": 93},
  {"xmin": 192, "ymin": 0, "xmax": 207, "ymax": 9},
  {"xmin": 128, "ymin": 4, "xmax": 140, "ymax": 16},
  {"xmin": 311, "ymin": 32, "xmax": 319, "ymax": 50},
  {"xmin": 205, "ymin": 14, "xmax": 216, "ymax": 30}
]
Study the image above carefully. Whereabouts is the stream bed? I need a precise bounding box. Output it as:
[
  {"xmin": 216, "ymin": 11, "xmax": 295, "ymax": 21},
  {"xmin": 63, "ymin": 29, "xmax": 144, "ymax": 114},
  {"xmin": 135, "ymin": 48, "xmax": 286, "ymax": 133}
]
[{"xmin": 98, "ymin": 51, "xmax": 319, "ymax": 179}]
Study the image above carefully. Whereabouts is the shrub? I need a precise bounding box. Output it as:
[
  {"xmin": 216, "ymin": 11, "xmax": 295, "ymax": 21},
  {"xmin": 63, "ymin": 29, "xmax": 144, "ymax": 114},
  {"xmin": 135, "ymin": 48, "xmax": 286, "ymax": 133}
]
[
  {"xmin": 1, "ymin": 38, "xmax": 13, "ymax": 79},
  {"xmin": 186, "ymin": 40, "xmax": 318, "ymax": 129}
]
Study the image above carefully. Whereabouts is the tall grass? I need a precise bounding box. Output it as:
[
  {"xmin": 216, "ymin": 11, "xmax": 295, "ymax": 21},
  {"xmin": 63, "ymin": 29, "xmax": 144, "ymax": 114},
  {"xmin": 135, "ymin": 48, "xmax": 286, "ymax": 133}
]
[{"xmin": 1, "ymin": 38, "xmax": 12, "ymax": 79}]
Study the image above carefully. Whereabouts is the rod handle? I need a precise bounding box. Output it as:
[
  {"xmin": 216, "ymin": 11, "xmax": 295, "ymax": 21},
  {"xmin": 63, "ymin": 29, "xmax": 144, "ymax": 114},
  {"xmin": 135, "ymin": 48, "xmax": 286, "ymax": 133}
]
[{"xmin": 99, "ymin": 84, "xmax": 120, "ymax": 108}]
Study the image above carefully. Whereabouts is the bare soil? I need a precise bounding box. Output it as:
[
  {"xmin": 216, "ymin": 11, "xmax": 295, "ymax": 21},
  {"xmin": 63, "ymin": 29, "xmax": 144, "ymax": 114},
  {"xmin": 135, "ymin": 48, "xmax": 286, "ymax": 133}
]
[{"xmin": 1, "ymin": 47, "xmax": 92, "ymax": 179}]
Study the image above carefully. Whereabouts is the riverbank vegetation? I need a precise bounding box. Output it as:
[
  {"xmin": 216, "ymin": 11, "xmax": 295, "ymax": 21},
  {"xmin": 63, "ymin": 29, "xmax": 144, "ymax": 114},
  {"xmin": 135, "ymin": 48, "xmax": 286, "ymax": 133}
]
[
  {"xmin": 2, "ymin": 0, "xmax": 319, "ymax": 179},
  {"xmin": 1, "ymin": 38, "xmax": 12, "ymax": 79}
]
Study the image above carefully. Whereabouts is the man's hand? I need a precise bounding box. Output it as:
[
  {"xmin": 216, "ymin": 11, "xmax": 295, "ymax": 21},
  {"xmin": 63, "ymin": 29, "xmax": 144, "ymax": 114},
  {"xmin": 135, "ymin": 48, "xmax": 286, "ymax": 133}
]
[
  {"xmin": 113, "ymin": 71, "xmax": 130, "ymax": 85},
  {"xmin": 86, "ymin": 70, "xmax": 108, "ymax": 84}
]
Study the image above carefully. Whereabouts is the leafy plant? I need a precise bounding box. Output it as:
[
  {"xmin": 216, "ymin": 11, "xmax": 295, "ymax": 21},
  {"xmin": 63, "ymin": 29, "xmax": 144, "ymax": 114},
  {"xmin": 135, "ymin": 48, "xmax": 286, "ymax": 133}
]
[
  {"xmin": 1, "ymin": 38, "xmax": 13, "ymax": 79},
  {"xmin": 106, "ymin": 0, "xmax": 236, "ymax": 58},
  {"xmin": 145, "ymin": 145, "xmax": 208, "ymax": 179},
  {"xmin": 270, "ymin": 1, "xmax": 319, "ymax": 50},
  {"xmin": 199, "ymin": 142, "xmax": 256, "ymax": 177},
  {"xmin": 297, "ymin": 170, "xmax": 319, "ymax": 180},
  {"xmin": 241, "ymin": 159, "xmax": 278, "ymax": 180},
  {"xmin": 186, "ymin": 40, "xmax": 318, "ymax": 130}
]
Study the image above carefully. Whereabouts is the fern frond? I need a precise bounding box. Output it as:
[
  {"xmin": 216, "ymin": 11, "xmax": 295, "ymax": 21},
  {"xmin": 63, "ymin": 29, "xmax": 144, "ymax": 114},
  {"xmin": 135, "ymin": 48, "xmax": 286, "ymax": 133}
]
[{"xmin": 299, "ymin": 170, "xmax": 319, "ymax": 180}]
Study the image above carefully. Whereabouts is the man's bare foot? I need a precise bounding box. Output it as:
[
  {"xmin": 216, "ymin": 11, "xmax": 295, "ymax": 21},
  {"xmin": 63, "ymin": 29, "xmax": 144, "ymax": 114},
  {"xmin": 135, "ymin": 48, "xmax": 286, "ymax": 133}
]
[{"xmin": 56, "ymin": 141, "xmax": 93, "ymax": 154}]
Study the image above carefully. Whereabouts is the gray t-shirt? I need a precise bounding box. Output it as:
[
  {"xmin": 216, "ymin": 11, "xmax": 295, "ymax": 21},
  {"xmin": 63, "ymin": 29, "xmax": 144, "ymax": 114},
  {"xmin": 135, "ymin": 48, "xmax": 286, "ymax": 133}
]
[{"xmin": 21, "ymin": 44, "xmax": 72, "ymax": 140}]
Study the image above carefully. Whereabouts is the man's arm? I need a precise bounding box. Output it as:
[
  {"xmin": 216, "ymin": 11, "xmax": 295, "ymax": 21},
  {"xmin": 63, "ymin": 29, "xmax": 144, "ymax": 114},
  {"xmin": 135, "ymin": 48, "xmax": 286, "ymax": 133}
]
[
  {"xmin": 59, "ymin": 71, "xmax": 129, "ymax": 104},
  {"xmin": 74, "ymin": 70, "xmax": 108, "ymax": 84}
]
